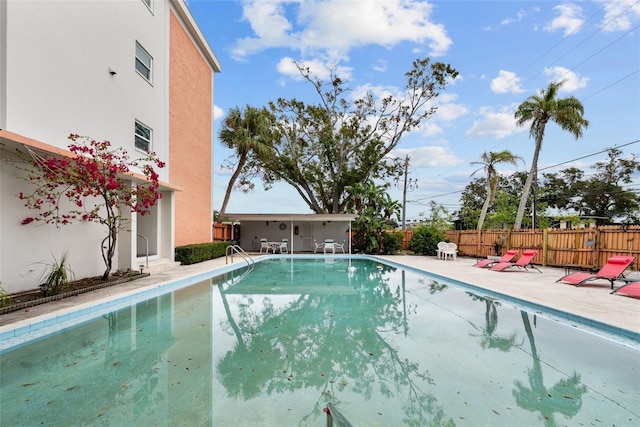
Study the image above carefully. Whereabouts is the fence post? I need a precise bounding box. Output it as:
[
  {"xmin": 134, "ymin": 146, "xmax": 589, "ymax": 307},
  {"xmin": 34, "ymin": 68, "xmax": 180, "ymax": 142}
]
[
  {"xmin": 542, "ymin": 228, "xmax": 548, "ymax": 266},
  {"xmin": 593, "ymin": 228, "xmax": 601, "ymax": 269}
]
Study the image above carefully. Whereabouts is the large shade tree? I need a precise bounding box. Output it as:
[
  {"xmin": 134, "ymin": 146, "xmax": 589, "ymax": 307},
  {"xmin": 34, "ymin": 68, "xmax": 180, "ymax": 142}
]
[
  {"xmin": 243, "ymin": 58, "xmax": 458, "ymax": 214},
  {"xmin": 513, "ymin": 81, "xmax": 589, "ymax": 229},
  {"xmin": 577, "ymin": 148, "xmax": 640, "ymax": 222},
  {"xmin": 218, "ymin": 105, "xmax": 274, "ymax": 220},
  {"xmin": 470, "ymin": 150, "xmax": 523, "ymax": 230},
  {"xmin": 541, "ymin": 148, "xmax": 640, "ymax": 223}
]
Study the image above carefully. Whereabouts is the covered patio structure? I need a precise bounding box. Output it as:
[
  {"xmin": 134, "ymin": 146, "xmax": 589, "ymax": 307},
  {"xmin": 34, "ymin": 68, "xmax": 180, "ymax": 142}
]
[{"xmin": 222, "ymin": 213, "xmax": 357, "ymax": 254}]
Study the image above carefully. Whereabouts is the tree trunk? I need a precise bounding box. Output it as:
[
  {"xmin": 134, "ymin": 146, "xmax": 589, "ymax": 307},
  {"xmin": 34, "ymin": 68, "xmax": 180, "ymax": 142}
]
[
  {"xmin": 476, "ymin": 186, "xmax": 492, "ymax": 230},
  {"xmin": 101, "ymin": 202, "xmax": 118, "ymax": 280},
  {"xmin": 218, "ymin": 154, "xmax": 247, "ymax": 221},
  {"xmin": 101, "ymin": 226, "xmax": 116, "ymax": 280},
  {"xmin": 514, "ymin": 133, "xmax": 544, "ymax": 229}
]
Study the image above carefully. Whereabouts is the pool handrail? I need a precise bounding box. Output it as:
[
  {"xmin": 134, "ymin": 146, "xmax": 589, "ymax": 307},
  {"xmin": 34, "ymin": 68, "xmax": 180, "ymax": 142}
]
[{"xmin": 225, "ymin": 245, "xmax": 255, "ymax": 272}]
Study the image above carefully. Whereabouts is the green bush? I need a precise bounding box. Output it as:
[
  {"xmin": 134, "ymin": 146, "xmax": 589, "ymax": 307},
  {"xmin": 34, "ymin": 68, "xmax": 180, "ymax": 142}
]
[
  {"xmin": 409, "ymin": 226, "xmax": 446, "ymax": 256},
  {"xmin": 380, "ymin": 231, "xmax": 403, "ymax": 254},
  {"xmin": 0, "ymin": 284, "xmax": 12, "ymax": 308},
  {"xmin": 175, "ymin": 241, "xmax": 231, "ymax": 265},
  {"xmin": 38, "ymin": 250, "xmax": 74, "ymax": 296}
]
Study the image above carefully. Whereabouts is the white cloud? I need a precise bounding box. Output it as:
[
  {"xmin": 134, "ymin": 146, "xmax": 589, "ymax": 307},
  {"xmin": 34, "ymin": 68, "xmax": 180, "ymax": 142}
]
[
  {"xmin": 231, "ymin": 0, "xmax": 453, "ymax": 61},
  {"xmin": 484, "ymin": 9, "xmax": 526, "ymax": 31},
  {"xmin": 465, "ymin": 105, "xmax": 519, "ymax": 139},
  {"xmin": 391, "ymin": 145, "xmax": 464, "ymax": 168},
  {"xmin": 213, "ymin": 105, "xmax": 224, "ymax": 121},
  {"xmin": 433, "ymin": 94, "xmax": 469, "ymax": 121},
  {"xmin": 543, "ymin": 66, "xmax": 589, "ymax": 91},
  {"xmin": 501, "ymin": 10, "xmax": 527, "ymax": 26},
  {"xmin": 544, "ymin": 4, "xmax": 585, "ymax": 36},
  {"xmin": 351, "ymin": 82, "xmax": 400, "ymax": 102},
  {"xmin": 373, "ymin": 59, "xmax": 388, "ymax": 73},
  {"xmin": 600, "ymin": 0, "xmax": 640, "ymax": 31},
  {"xmin": 230, "ymin": 2, "xmax": 295, "ymax": 60},
  {"xmin": 491, "ymin": 70, "xmax": 525, "ymax": 94},
  {"xmin": 276, "ymin": 57, "xmax": 353, "ymax": 82},
  {"xmin": 416, "ymin": 121, "xmax": 443, "ymax": 138}
]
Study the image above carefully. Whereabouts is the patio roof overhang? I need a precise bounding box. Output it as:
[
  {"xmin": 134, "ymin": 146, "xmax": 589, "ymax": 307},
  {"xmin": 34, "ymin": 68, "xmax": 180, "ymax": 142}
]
[
  {"xmin": 0, "ymin": 129, "xmax": 182, "ymax": 192},
  {"xmin": 222, "ymin": 213, "xmax": 358, "ymax": 222}
]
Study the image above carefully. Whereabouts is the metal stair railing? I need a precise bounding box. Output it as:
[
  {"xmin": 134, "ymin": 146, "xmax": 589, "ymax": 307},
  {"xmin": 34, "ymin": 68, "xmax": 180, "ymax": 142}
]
[{"xmin": 225, "ymin": 245, "xmax": 254, "ymax": 272}]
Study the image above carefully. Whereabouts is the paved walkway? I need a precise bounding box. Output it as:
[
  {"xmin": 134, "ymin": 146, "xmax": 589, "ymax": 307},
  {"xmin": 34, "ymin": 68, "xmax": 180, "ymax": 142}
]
[{"xmin": 1, "ymin": 255, "xmax": 638, "ymax": 340}]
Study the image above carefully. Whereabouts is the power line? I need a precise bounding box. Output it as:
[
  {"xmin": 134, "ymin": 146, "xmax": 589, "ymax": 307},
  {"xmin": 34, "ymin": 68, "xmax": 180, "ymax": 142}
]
[
  {"xmin": 538, "ymin": 139, "xmax": 640, "ymax": 171},
  {"xmin": 411, "ymin": 138, "xmax": 640, "ymax": 202},
  {"xmin": 581, "ymin": 68, "xmax": 640, "ymax": 102},
  {"xmin": 420, "ymin": 3, "xmax": 639, "ymax": 181}
]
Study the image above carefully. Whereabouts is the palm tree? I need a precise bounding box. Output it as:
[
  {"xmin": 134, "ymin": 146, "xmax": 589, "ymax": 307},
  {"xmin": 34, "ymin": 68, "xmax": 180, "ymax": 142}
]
[
  {"xmin": 513, "ymin": 81, "xmax": 589, "ymax": 229},
  {"xmin": 471, "ymin": 150, "xmax": 523, "ymax": 230},
  {"xmin": 218, "ymin": 105, "xmax": 273, "ymax": 221}
]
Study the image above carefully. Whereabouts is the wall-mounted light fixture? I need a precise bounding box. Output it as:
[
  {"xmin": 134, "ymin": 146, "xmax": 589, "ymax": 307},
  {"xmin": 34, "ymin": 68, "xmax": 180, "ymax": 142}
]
[{"xmin": 266, "ymin": 221, "xmax": 269, "ymax": 226}]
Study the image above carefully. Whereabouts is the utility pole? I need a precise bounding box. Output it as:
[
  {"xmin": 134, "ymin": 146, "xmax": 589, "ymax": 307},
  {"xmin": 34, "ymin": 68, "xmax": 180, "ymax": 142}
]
[{"xmin": 399, "ymin": 155, "xmax": 418, "ymax": 230}]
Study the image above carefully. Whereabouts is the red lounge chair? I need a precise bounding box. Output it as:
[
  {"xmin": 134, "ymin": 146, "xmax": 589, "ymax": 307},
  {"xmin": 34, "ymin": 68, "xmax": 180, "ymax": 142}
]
[
  {"xmin": 556, "ymin": 256, "xmax": 636, "ymax": 289},
  {"xmin": 611, "ymin": 281, "xmax": 640, "ymax": 298},
  {"xmin": 491, "ymin": 249, "xmax": 541, "ymax": 273},
  {"xmin": 474, "ymin": 250, "xmax": 519, "ymax": 268}
]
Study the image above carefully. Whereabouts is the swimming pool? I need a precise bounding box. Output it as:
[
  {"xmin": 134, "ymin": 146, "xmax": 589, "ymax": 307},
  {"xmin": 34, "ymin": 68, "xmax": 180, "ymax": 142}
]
[{"xmin": 1, "ymin": 257, "xmax": 638, "ymax": 426}]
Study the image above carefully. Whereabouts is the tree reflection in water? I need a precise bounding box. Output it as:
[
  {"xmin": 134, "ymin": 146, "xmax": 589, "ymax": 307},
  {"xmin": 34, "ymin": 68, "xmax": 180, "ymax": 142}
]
[
  {"xmin": 513, "ymin": 312, "xmax": 587, "ymax": 427},
  {"xmin": 466, "ymin": 293, "xmax": 588, "ymax": 426},
  {"xmin": 215, "ymin": 259, "xmax": 455, "ymax": 426},
  {"xmin": 466, "ymin": 293, "xmax": 521, "ymax": 351}
]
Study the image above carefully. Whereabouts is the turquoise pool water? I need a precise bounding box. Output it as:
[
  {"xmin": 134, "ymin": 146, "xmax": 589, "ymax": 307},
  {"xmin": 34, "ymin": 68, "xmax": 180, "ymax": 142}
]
[{"xmin": 1, "ymin": 257, "xmax": 638, "ymax": 426}]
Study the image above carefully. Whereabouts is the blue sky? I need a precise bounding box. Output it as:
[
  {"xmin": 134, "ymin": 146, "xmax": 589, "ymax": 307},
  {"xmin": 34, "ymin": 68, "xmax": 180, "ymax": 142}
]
[{"xmin": 186, "ymin": 0, "xmax": 640, "ymax": 222}]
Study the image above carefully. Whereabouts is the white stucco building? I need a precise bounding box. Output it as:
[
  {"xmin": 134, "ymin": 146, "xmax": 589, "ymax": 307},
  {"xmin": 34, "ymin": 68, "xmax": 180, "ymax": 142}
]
[{"xmin": 0, "ymin": 0, "xmax": 220, "ymax": 293}]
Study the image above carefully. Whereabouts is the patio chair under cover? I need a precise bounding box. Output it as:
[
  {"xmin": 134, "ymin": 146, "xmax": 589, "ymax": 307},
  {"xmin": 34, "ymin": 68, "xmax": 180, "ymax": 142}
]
[
  {"xmin": 611, "ymin": 281, "xmax": 640, "ymax": 298},
  {"xmin": 259, "ymin": 238, "xmax": 270, "ymax": 254},
  {"xmin": 475, "ymin": 250, "xmax": 519, "ymax": 268},
  {"xmin": 491, "ymin": 249, "xmax": 541, "ymax": 273},
  {"xmin": 334, "ymin": 240, "xmax": 346, "ymax": 253},
  {"xmin": 556, "ymin": 256, "xmax": 636, "ymax": 289},
  {"xmin": 323, "ymin": 239, "xmax": 335, "ymax": 254}
]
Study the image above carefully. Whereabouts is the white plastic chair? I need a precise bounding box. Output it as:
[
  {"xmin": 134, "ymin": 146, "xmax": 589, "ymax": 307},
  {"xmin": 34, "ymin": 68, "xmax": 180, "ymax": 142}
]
[
  {"xmin": 436, "ymin": 241, "xmax": 448, "ymax": 260},
  {"xmin": 313, "ymin": 240, "xmax": 324, "ymax": 253},
  {"xmin": 334, "ymin": 240, "xmax": 346, "ymax": 253},
  {"xmin": 279, "ymin": 239, "xmax": 288, "ymax": 253},
  {"xmin": 323, "ymin": 239, "xmax": 335, "ymax": 254},
  {"xmin": 259, "ymin": 238, "xmax": 270, "ymax": 254},
  {"xmin": 443, "ymin": 242, "xmax": 458, "ymax": 261}
]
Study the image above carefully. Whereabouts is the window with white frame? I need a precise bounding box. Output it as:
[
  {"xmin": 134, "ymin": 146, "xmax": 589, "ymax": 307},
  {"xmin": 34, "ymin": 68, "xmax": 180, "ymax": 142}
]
[
  {"xmin": 135, "ymin": 121, "xmax": 152, "ymax": 153},
  {"xmin": 135, "ymin": 42, "xmax": 152, "ymax": 81}
]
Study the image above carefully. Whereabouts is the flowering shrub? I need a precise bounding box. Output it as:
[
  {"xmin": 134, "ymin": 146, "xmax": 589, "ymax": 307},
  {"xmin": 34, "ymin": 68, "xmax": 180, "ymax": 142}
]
[{"xmin": 18, "ymin": 134, "xmax": 165, "ymax": 279}]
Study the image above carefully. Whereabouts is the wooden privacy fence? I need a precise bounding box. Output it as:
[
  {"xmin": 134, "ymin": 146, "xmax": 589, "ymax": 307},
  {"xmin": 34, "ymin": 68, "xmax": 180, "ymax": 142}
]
[
  {"xmin": 443, "ymin": 226, "xmax": 640, "ymax": 271},
  {"xmin": 400, "ymin": 229, "xmax": 414, "ymax": 250},
  {"xmin": 213, "ymin": 223, "xmax": 233, "ymax": 241}
]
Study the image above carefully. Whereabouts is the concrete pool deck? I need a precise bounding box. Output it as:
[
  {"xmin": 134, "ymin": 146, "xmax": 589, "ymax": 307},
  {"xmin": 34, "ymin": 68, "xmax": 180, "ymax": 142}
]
[{"xmin": 1, "ymin": 254, "xmax": 638, "ymax": 340}]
